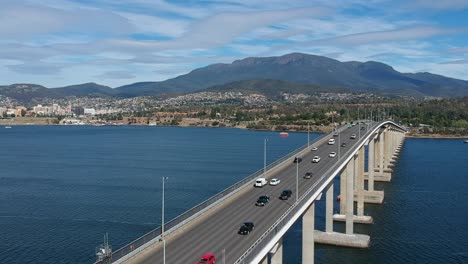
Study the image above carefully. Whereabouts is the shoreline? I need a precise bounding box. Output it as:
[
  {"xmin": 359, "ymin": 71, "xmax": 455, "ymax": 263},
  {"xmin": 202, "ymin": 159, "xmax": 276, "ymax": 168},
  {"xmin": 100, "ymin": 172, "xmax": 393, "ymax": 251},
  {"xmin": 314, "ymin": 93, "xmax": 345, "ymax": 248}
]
[
  {"xmin": 406, "ymin": 134, "xmax": 467, "ymax": 139},
  {"xmin": 3, "ymin": 123, "xmax": 467, "ymax": 139}
]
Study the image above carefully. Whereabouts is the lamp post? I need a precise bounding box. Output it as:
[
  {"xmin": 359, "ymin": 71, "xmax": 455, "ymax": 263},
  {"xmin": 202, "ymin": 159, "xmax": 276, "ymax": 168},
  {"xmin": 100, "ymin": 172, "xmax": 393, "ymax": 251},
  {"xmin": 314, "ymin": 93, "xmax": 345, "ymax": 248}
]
[
  {"xmin": 162, "ymin": 176, "xmax": 168, "ymax": 264},
  {"xmin": 296, "ymin": 160, "xmax": 299, "ymax": 201},
  {"xmin": 338, "ymin": 131, "xmax": 341, "ymax": 160},
  {"xmin": 307, "ymin": 122, "xmax": 310, "ymax": 148},
  {"xmin": 264, "ymin": 138, "xmax": 268, "ymax": 177},
  {"xmin": 358, "ymin": 107, "xmax": 361, "ymax": 140}
]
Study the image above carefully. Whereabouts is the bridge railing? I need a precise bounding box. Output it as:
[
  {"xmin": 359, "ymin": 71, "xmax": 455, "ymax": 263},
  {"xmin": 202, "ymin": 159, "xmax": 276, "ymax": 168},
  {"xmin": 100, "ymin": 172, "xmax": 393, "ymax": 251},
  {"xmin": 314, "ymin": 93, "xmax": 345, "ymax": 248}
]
[
  {"xmin": 233, "ymin": 121, "xmax": 383, "ymax": 264},
  {"xmin": 104, "ymin": 127, "xmax": 340, "ymax": 263}
]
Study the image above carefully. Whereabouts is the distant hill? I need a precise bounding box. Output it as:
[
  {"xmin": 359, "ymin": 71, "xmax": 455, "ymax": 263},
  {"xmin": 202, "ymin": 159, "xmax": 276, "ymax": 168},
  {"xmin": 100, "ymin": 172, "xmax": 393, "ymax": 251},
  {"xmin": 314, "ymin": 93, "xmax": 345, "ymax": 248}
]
[
  {"xmin": 115, "ymin": 53, "xmax": 468, "ymax": 98},
  {"xmin": 202, "ymin": 79, "xmax": 349, "ymax": 99},
  {"xmin": 0, "ymin": 84, "xmax": 53, "ymax": 101},
  {"xmin": 0, "ymin": 83, "xmax": 115, "ymax": 102},
  {"xmin": 52, "ymin": 83, "xmax": 115, "ymax": 97}
]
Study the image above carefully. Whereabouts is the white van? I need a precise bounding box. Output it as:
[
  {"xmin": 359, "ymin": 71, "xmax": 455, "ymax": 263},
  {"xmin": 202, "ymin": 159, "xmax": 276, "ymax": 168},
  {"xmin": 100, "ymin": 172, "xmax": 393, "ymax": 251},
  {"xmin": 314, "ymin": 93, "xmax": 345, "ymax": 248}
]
[
  {"xmin": 254, "ymin": 178, "xmax": 268, "ymax": 187},
  {"xmin": 328, "ymin": 139, "xmax": 335, "ymax": 145}
]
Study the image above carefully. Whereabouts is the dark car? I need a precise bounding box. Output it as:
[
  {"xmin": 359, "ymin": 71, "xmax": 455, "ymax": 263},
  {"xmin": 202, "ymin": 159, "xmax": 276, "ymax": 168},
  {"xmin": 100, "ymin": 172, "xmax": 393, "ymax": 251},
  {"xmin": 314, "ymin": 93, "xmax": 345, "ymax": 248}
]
[
  {"xmin": 361, "ymin": 126, "xmax": 365, "ymax": 130},
  {"xmin": 238, "ymin": 222, "xmax": 254, "ymax": 235},
  {"xmin": 279, "ymin": 189, "xmax": 292, "ymax": 200},
  {"xmin": 341, "ymin": 143, "xmax": 347, "ymax": 147},
  {"xmin": 197, "ymin": 253, "xmax": 216, "ymax": 264},
  {"xmin": 255, "ymin": 195, "xmax": 270, "ymax": 206},
  {"xmin": 293, "ymin": 157, "xmax": 302, "ymax": 163},
  {"xmin": 304, "ymin": 172, "xmax": 312, "ymax": 179}
]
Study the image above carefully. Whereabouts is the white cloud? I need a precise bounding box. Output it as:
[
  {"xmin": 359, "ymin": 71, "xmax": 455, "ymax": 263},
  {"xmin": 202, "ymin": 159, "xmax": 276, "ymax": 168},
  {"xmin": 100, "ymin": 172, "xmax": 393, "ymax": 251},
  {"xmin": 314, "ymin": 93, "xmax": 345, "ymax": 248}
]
[
  {"xmin": 439, "ymin": 59, "xmax": 468, "ymax": 64},
  {"xmin": 117, "ymin": 12, "xmax": 189, "ymax": 38},
  {"xmin": 410, "ymin": 0, "xmax": 468, "ymax": 10},
  {"xmin": 160, "ymin": 7, "xmax": 330, "ymax": 49},
  {"xmin": 310, "ymin": 26, "xmax": 462, "ymax": 46},
  {"xmin": 448, "ymin": 47, "xmax": 468, "ymax": 54},
  {"xmin": 7, "ymin": 62, "xmax": 64, "ymax": 75},
  {"xmin": 0, "ymin": 3, "xmax": 135, "ymax": 41},
  {"xmin": 94, "ymin": 71, "xmax": 136, "ymax": 80}
]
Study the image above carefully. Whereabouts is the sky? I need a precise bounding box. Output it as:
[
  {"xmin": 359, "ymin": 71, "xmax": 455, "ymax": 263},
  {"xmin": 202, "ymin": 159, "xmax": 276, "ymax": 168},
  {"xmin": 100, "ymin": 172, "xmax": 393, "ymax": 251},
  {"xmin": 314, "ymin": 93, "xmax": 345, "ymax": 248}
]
[{"xmin": 1, "ymin": 0, "xmax": 467, "ymax": 88}]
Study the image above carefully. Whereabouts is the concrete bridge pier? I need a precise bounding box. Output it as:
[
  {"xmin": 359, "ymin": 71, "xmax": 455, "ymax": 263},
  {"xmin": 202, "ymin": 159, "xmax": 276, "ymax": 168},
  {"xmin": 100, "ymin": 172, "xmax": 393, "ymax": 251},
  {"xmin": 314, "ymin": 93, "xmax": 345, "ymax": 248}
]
[
  {"xmin": 269, "ymin": 238, "xmax": 283, "ymax": 264},
  {"xmin": 369, "ymin": 130, "xmax": 392, "ymax": 182},
  {"xmin": 303, "ymin": 202, "xmax": 315, "ymax": 264},
  {"xmin": 335, "ymin": 150, "xmax": 373, "ymax": 224},
  {"xmin": 362, "ymin": 135, "xmax": 384, "ymax": 204},
  {"xmin": 316, "ymin": 155, "xmax": 370, "ymax": 248}
]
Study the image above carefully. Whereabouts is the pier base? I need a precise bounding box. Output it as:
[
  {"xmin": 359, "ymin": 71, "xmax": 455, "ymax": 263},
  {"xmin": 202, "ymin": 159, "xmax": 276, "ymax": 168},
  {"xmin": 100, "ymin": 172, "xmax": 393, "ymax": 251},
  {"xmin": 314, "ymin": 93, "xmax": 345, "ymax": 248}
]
[
  {"xmin": 355, "ymin": 190, "xmax": 384, "ymax": 204},
  {"xmin": 314, "ymin": 231, "xmax": 370, "ymax": 248},
  {"xmin": 333, "ymin": 214, "xmax": 373, "ymax": 224},
  {"xmin": 364, "ymin": 172, "xmax": 391, "ymax": 182}
]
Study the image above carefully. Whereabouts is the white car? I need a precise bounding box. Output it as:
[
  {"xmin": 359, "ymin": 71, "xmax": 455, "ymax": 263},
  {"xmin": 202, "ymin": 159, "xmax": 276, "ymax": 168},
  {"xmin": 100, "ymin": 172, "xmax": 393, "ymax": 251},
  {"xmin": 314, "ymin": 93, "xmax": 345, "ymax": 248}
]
[
  {"xmin": 329, "ymin": 152, "xmax": 337, "ymax": 158},
  {"xmin": 311, "ymin": 147, "xmax": 318, "ymax": 151},
  {"xmin": 269, "ymin": 178, "xmax": 281, "ymax": 186},
  {"xmin": 350, "ymin": 134, "xmax": 357, "ymax": 139},
  {"xmin": 328, "ymin": 139, "xmax": 335, "ymax": 145},
  {"xmin": 312, "ymin": 156, "xmax": 321, "ymax": 163},
  {"xmin": 254, "ymin": 178, "xmax": 268, "ymax": 187}
]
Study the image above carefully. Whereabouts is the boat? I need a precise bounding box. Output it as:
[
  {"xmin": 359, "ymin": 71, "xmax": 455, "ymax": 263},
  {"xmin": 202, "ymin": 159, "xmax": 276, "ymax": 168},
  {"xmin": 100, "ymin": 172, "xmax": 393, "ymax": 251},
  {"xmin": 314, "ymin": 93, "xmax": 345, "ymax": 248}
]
[
  {"xmin": 279, "ymin": 132, "xmax": 289, "ymax": 137},
  {"xmin": 464, "ymin": 139, "xmax": 468, "ymax": 144},
  {"xmin": 4, "ymin": 126, "xmax": 11, "ymax": 129}
]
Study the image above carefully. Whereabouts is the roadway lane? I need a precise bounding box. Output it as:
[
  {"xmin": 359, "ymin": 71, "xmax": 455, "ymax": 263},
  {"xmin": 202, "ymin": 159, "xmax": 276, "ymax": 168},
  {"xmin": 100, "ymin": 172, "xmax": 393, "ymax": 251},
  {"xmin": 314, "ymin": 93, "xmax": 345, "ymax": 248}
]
[{"xmin": 132, "ymin": 123, "xmax": 370, "ymax": 264}]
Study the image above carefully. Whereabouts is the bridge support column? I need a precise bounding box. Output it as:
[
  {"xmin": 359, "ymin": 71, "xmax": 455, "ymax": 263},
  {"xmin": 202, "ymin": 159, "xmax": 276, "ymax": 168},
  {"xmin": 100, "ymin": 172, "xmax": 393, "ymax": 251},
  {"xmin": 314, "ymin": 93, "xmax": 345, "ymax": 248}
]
[
  {"xmin": 325, "ymin": 182, "xmax": 334, "ymax": 233},
  {"xmin": 356, "ymin": 147, "xmax": 366, "ymax": 217},
  {"xmin": 335, "ymin": 152, "xmax": 372, "ymax": 224},
  {"xmin": 269, "ymin": 238, "xmax": 283, "ymax": 264},
  {"xmin": 318, "ymin": 157, "xmax": 370, "ymax": 248},
  {"xmin": 362, "ymin": 136, "xmax": 384, "ymax": 204},
  {"xmin": 371, "ymin": 130, "xmax": 392, "ymax": 182},
  {"xmin": 303, "ymin": 202, "xmax": 315, "ymax": 264},
  {"xmin": 339, "ymin": 169, "xmax": 346, "ymax": 215}
]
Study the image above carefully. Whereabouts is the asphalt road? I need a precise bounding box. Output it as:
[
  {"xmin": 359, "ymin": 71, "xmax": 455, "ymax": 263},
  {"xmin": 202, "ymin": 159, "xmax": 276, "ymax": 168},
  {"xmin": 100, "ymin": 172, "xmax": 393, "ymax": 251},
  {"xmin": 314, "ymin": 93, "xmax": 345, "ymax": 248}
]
[{"xmin": 133, "ymin": 123, "xmax": 371, "ymax": 264}]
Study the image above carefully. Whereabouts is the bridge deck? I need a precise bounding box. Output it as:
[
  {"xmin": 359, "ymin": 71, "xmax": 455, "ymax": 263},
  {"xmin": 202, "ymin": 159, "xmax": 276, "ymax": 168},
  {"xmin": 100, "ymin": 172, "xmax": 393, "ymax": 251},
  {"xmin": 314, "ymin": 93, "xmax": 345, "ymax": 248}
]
[{"xmin": 120, "ymin": 124, "xmax": 373, "ymax": 264}]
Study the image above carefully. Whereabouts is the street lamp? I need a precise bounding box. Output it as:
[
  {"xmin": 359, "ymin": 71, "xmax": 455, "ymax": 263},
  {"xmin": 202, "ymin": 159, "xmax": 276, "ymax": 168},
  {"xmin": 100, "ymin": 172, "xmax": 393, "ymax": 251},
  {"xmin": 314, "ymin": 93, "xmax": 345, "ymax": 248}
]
[
  {"xmin": 338, "ymin": 131, "xmax": 341, "ymax": 160},
  {"xmin": 296, "ymin": 160, "xmax": 299, "ymax": 201},
  {"xmin": 264, "ymin": 138, "xmax": 268, "ymax": 177},
  {"xmin": 358, "ymin": 107, "xmax": 361, "ymax": 139},
  {"xmin": 307, "ymin": 122, "xmax": 310, "ymax": 148},
  {"xmin": 161, "ymin": 176, "xmax": 168, "ymax": 264}
]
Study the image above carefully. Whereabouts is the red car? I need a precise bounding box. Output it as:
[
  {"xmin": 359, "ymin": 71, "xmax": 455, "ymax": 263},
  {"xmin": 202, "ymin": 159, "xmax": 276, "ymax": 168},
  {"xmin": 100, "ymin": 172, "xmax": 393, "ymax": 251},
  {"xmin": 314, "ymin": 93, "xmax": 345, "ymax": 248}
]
[{"xmin": 197, "ymin": 253, "xmax": 216, "ymax": 264}]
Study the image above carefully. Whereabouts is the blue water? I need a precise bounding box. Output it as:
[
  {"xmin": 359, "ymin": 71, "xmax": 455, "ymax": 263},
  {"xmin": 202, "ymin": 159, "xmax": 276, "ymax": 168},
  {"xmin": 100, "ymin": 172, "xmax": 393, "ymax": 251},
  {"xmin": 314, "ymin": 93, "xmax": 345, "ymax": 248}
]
[
  {"xmin": 0, "ymin": 127, "xmax": 467, "ymax": 263},
  {"xmin": 283, "ymin": 138, "xmax": 468, "ymax": 264},
  {"xmin": 0, "ymin": 126, "xmax": 311, "ymax": 263}
]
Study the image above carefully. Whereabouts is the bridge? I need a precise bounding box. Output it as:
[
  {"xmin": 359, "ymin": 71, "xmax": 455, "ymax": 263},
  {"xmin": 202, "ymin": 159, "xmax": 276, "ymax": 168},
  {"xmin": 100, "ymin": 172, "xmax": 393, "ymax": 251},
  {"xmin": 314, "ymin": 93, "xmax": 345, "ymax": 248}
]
[{"xmin": 96, "ymin": 120, "xmax": 406, "ymax": 264}]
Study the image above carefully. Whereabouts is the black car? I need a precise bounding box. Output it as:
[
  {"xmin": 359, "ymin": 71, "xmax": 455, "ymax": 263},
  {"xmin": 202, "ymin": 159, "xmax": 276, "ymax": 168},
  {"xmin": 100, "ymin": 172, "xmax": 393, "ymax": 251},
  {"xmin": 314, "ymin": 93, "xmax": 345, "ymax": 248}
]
[
  {"xmin": 304, "ymin": 172, "xmax": 312, "ymax": 179},
  {"xmin": 293, "ymin": 157, "xmax": 302, "ymax": 163},
  {"xmin": 341, "ymin": 143, "xmax": 347, "ymax": 147},
  {"xmin": 238, "ymin": 222, "xmax": 255, "ymax": 235},
  {"xmin": 255, "ymin": 195, "xmax": 270, "ymax": 206},
  {"xmin": 361, "ymin": 126, "xmax": 365, "ymax": 130},
  {"xmin": 279, "ymin": 189, "xmax": 292, "ymax": 200}
]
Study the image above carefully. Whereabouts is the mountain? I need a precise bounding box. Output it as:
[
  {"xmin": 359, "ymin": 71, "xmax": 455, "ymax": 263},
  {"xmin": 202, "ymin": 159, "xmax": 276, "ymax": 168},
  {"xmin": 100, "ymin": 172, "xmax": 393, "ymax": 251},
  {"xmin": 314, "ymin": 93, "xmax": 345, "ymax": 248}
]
[
  {"xmin": 52, "ymin": 83, "xmax": 115, "ymax": 97},
  {"xmin": 0, "ymin": 83, "xmax": 115, "ymax": 102},
  {"xmin": 203, "ymin": 79, "xmax": 349, "ymax": 99},
  {"xmin": 2, "ymin": 53, "xmax": 468, "ymax": 100},
  {"xmin": 115, "ymin": 53, "xmax": 468, "ymax": 98},
  {"xmin": 0, "ymin": 84, "xmax": 52, "ymax": 101}
]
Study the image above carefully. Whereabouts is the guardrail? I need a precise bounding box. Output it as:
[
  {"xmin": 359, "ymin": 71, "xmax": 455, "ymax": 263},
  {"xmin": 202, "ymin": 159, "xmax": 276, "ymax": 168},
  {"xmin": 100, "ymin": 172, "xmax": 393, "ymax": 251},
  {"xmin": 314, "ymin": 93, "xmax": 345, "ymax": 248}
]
[
  {"xmin": 233, "ymin": 121, "xmax": 387, "ymax": 264},
  {"xmin": 101, "ymin": 127, "xmax": 342, "ymax": 263}
]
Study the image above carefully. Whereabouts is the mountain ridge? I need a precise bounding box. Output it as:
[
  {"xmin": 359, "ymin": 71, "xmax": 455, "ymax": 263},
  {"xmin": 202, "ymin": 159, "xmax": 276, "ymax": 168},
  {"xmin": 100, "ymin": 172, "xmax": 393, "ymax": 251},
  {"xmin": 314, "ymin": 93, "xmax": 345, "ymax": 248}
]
[{"xmin": 2, "ymin": 53, "xmax": 468, "ymax": 101}]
